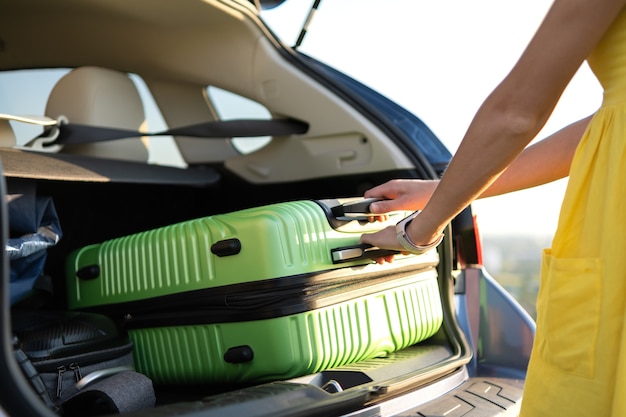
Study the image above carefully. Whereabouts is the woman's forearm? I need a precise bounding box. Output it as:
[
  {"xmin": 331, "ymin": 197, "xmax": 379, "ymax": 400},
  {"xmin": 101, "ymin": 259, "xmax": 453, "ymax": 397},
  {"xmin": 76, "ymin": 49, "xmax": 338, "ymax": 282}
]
[
  {"xmin": 479, "ymin": 115, "xmax": 592, "ymax": 198},
  {"xmin": 365, "ymin": 116, "xmax": 591, "ymax": 215},
  {"xmin": 413, "ymin": 114, "xmax": 592, "ymax": 243}
]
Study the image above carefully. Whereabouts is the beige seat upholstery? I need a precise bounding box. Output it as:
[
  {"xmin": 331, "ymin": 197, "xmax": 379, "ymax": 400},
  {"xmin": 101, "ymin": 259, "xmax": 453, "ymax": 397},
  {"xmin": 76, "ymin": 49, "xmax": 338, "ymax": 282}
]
[{"xmin": 45, "ymin": 66, "xmax": 149, "ymax": 162}]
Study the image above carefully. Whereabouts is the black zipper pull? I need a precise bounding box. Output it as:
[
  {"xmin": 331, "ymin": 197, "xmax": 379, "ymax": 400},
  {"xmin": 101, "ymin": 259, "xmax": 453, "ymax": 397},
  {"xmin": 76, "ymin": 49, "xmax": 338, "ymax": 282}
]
[
  {"xmin": 70, "ymin": 363, "xmax": 82, "ymax": 382},
  {"xmin": 56, "ymin": 365, "xmax": 67, "ymax": 399}
]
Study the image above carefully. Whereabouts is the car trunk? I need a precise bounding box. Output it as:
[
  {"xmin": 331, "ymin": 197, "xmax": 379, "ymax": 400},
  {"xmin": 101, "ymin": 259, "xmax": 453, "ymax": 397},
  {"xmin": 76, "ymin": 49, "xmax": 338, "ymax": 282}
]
[{"xmin": 0, "ymin": 152, "xmax": 475, "ymax": 415}]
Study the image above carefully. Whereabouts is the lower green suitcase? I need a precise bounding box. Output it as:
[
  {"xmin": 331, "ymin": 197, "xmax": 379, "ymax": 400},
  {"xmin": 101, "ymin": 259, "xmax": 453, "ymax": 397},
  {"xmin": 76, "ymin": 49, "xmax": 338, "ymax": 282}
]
[{"xmin": 126, "ymin": 268, "xmax": 442, "ymax": 385}]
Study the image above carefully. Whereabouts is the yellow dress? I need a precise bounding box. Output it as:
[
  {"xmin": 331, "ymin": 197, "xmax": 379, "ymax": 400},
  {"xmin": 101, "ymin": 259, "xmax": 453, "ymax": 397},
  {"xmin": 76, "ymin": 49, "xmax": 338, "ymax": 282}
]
[{"xmin": 520, "ymin": 8, "xmax": 626, "ymax": 417}]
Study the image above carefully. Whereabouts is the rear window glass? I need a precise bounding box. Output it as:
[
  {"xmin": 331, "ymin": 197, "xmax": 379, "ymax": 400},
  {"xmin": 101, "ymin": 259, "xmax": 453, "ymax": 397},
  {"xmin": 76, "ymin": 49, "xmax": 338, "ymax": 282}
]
[{"xmin": 207, "ymin": 86, "xmax": 272, "ymax": 154}]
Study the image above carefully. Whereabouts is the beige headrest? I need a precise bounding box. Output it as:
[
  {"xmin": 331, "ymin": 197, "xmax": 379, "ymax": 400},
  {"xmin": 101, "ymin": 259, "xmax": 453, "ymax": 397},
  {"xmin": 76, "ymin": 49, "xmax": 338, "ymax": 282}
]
[{"xmin": 46, "ymin": 66, "xmax": 149, "ymax": 161}]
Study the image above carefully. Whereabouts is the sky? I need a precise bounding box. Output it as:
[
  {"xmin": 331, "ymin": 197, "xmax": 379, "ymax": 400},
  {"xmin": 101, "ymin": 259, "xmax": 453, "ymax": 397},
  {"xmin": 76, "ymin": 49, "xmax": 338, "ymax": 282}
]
[{"xmin": 261, "ymin": 0, "xmax": 604, "ymax": 239}]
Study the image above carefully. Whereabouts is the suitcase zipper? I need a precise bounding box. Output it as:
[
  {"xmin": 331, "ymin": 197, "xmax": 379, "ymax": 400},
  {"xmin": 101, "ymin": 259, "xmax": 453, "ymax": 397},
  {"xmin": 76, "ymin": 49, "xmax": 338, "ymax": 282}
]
[
  {"xmin": 55, "ymin": 365, "xmax": 66, "ymax": 399},
  {"xmin": 46, "ymin": 343, "xmax": 132, "ymax": 398},
  {"xmin": 54, "ymin": 363, "xmax": 83, "ymax": 399},
  {"xmin": 34, "ymin": 343, "xmax": 133, "ymax": 374},
  {"xmin": 118, "ymin": 264, "xmax": 438, "ymax": 328}
]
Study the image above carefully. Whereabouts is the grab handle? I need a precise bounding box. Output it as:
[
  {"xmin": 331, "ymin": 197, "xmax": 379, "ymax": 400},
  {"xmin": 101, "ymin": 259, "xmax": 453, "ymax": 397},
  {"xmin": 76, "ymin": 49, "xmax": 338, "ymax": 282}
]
[{"xmin": 331, "ymin": 244, "xmax": 399, "ymax": 264}]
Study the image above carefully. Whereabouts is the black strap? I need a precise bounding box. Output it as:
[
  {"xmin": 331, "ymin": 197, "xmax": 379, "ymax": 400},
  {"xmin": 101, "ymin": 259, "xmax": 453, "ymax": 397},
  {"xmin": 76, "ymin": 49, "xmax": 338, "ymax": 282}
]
[
  {"xmin": 45, "ymin": 118, "xmax": 309, "ymax": 145},
  {"xmin": 13, "ymin": 336, "xmax": 60, "ymax": 413}
]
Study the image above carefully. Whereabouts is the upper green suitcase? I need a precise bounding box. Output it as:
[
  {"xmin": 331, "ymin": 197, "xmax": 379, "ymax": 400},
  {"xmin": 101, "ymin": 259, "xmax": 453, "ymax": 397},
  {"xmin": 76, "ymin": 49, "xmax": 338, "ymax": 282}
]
[{"xmin": 66, "ymin": 199, "xmax": 436, "ymax": 309}]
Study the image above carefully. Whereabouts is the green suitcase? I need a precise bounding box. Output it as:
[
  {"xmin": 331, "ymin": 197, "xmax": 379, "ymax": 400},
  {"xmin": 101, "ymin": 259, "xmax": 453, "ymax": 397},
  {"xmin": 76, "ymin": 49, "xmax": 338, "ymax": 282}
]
[{"xmin": 66, "ymin": 199, "xmax": 444, "ymax": 384}]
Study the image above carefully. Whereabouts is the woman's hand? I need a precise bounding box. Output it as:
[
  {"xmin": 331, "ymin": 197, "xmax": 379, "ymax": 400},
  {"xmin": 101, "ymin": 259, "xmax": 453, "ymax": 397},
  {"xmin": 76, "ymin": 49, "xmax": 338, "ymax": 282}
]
[
  {"xmin": 360, "ymin": 179, "xmax": 441, "ymax": 263},
  {"xmin": 359, "ymin": 225, "xmax": 404, "ymax": 264},
  {"xmin": 365, "ymin": 179, "xmax": 439, "ymax": 214}
]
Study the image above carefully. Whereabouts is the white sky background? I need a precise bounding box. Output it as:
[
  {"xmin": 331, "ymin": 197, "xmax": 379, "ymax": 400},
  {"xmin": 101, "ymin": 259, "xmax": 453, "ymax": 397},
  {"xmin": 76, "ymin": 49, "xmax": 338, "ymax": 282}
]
[{"xmin": 262, "ymin": 0, "xmax": 603, "ymax": 239}]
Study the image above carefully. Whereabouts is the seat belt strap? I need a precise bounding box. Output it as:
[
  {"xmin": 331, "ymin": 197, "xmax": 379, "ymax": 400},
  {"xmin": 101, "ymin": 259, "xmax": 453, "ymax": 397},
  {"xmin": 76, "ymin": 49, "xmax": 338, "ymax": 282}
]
[
  {"xmin": 48, "ymin": 118, "xmax": 309, "ymax": 145},
  {"xmin": 0, "ymin": 113, "xmax": 308, "ymax": 147}
]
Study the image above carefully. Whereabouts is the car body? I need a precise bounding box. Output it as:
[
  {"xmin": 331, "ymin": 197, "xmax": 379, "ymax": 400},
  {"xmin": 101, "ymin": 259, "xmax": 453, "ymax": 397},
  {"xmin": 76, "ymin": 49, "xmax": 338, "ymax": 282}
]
[{"xmin": 0, "ymin": 1, "xmax": 535, "ymax": 416}]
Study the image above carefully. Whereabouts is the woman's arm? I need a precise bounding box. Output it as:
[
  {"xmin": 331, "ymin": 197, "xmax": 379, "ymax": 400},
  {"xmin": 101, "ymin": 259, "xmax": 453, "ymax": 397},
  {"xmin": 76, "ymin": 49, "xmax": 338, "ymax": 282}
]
[
  {"xmin": 479, "ymin": 115, "xmax": 592, "ymax": 198},
  {"xmin": 365, "ymin": 115, "xmax": 593, "ymax": 215},
  {"xmin": 361, "ymin": 0, "xmax": 624, "ymax": 253}
]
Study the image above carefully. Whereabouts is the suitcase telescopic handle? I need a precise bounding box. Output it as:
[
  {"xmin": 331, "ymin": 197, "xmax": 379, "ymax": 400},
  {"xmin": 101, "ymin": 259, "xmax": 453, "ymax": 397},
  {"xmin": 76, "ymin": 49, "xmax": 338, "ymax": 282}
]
[
  {"xmin": 331, "ymin": 244, "xmax": 399, "ymax": 264},
  {"xmin": 330, "ymin": 198, "xmax": 385, "ymax": 218}
]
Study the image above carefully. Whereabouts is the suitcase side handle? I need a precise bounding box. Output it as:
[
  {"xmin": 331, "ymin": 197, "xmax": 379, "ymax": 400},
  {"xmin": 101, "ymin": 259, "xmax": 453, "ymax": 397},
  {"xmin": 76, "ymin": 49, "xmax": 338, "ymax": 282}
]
[{"xmin": 331, "ymin": 244, "xmax": 399, "ymax": 264}]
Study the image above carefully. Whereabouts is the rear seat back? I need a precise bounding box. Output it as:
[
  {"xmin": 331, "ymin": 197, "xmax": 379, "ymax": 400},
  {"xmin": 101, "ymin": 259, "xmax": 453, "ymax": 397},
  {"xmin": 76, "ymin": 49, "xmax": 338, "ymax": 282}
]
[
  {"xmin": 45, "ymin": 66, "xmax": 149, "ymax": 162},
  {"xmin": 0, "ymin": 120, "xmax": 16, "ymax": 148}
]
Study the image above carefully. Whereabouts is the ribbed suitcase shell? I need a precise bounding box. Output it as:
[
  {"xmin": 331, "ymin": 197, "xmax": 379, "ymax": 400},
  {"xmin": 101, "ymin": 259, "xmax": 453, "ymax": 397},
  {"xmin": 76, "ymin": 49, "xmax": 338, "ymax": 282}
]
[
  {"xmin": 128, "ymin": 270, "xmax": 442, "ymax": 384},
  {"xmin": 66, "ymin": 200, "xmax": 426, "ymax": 308},
  {"xmin": 65, "ymin": 199, "xmax": 443, "ymax": 384}
]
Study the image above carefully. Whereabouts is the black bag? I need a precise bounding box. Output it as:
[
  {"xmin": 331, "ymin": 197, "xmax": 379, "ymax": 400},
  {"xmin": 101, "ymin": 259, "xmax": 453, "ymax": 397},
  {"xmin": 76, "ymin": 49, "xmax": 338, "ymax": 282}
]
[{"xmin": 12, "ymin": 309, "xmax": 155, "ymax": 415}]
